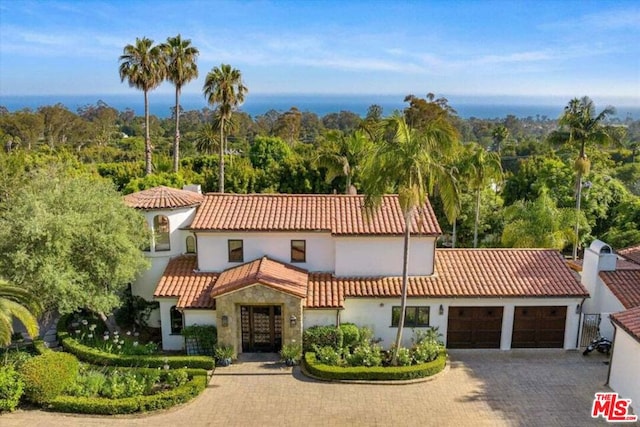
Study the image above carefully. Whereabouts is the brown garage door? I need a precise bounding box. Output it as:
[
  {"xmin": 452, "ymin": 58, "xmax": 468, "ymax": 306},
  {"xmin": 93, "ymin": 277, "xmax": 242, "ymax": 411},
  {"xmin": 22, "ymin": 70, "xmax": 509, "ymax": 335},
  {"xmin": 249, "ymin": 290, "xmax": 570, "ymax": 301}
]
[
  {"xmin": 447, "ymin": 306, "xmax": 503, "ymax": 348},
  {"xmin": 512, "ymin": 306, "xmax": 566, "ymax": 348}
]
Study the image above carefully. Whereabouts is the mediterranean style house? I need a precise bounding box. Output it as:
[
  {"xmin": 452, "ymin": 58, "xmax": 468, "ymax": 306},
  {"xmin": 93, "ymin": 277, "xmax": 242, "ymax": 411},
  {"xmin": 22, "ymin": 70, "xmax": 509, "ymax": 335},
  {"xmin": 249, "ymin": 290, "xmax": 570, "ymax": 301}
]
[{"xmin": 124, "ymin": 186, "xmax": 589, "ymax": 357}]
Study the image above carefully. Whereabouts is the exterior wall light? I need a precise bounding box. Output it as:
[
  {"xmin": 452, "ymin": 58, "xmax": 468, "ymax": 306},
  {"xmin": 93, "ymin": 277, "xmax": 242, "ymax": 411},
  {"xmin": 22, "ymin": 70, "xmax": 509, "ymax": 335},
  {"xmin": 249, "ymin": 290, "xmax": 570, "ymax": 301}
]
[
  {"xmin": 221, "ymin": 315, "xmax": 229, "ymax": 327},
  {"xmin": 439, "ymin": 305, "xmax": 444, "ymax": 315},
  {"xmin": 290, "ymin": 315, "xmax": 297, "ymax": 327}
]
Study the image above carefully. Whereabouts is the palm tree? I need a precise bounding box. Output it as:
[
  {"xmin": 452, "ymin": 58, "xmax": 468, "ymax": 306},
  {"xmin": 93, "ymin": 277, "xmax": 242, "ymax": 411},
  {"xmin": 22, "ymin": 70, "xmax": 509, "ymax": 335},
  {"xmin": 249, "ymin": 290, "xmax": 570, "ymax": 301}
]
[
  {"xmin": 0, "ymin": 279, "xmax": 40, "ymax": 346},
  {"xmin": 491, "ymin": 124, "xmax": 509, "ymax": 153},
  {"xmin": 203, "ymin": 64, "xmax": 248, "ymax": 193},
  {"xmin": 161, "ymin": 35, "xmax": 199, "ymax": 172},
  {"xmin": 559, "ymin": 97, "xmax": 616, "ymax": 259},
  {"xmin": 461, "ymin": 143, "xmax": 503, "ymax": 248},
  {"xmin": 317, "ymin": 130, "xmax": 373, "ymax": 193},
  {"xmin": 119, "ymin": 37, "xmax": 165, "ymax": 175},
  {"xmin": 361, "ymin": 115, "xmax": 460, "ymax": 364}
]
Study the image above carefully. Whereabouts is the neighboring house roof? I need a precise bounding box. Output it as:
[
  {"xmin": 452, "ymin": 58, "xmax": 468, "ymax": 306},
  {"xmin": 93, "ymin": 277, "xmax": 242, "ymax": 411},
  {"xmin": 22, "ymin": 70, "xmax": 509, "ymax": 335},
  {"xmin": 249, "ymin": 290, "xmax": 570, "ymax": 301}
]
[
  {"xmin": 610, "ymin": 306, "xmax": 640, "ymax": 343},
  {"xmin": 211, "ymin": 256, "xmax": 308, "ymax": 299},
  {"xmin": 567, "ymin": 258, "xmax": 640, "ymax": 272},
  {"xmin": 600, "ymin": 270, "xmax": 640, "ymax": 309},
  {"xmin": 154, "ymin": 255, "xmax": 217, "ymax": 309},
  {"xmin": 306, "ymin": 249, "xmax": 588, "ymax": 308},
  {"xmin": 618, "ymin": 245, "xmax": 640, "ymax": 266},
  {"xmin": 123, "ymin": 186, "xmax": 204, "ymax": 210},
  {"xmin": 189, "ymin": 193, "xmax": 442, "ymax": 236}
]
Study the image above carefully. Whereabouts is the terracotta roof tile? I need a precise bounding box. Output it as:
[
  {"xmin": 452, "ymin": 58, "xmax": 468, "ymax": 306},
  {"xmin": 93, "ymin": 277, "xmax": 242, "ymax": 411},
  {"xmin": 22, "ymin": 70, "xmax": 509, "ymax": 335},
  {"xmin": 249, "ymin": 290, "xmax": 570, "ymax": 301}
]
[
  {"xmin": 154, "ymin": 255, "xmax": 217, "ymax": 309},
  {"xmin": 306, "ymin": 249, "xmax": 588, "ymax": 308},
  {"xmin": 189, "ymin": 194, "xmax": 441, "ymax": 236},
  {"xmin": 600, "ymin": 270, "xmax": 640, "ymax": 309},
  {"xmin": 124, "ymin": 186, "xmax": 204, "ymax": 210},
  {"xmin": 618, "ymin": 245, "xmax": 640, "ymax": 266},
  {"xmin": 211, "ymin": 256, "xmax": 308, "ymax": 298},
  {"xmin": 610, "ymin": 306, "xmax": 640, "ymax": 342},
  {"xmin": 567, "ymin": 258, "xmax": 640, "ymax": 272}
]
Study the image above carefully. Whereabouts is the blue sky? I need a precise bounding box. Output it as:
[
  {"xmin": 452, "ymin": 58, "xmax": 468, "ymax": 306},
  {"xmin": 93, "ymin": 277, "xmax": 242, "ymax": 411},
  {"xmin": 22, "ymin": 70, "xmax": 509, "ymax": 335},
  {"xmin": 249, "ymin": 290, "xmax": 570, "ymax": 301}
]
[{"xmin": 0, "ymin": 0, "xmax": 638, "ymax": 104}]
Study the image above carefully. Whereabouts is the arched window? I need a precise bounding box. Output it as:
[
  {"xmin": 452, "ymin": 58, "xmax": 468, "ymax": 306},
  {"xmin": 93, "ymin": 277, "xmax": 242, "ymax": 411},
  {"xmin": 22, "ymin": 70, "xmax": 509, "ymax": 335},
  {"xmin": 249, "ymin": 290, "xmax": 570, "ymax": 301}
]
[
  {"xmin": 170, "ymin": 306, "xmax": 183, "ymax": 334},
  {"xmin": 154, "ymin": 215, "xmax": 170, "ymax": 251},
  {"xmin": 186, "ymin": 235, "xmax": 196, "ymax": 254}
]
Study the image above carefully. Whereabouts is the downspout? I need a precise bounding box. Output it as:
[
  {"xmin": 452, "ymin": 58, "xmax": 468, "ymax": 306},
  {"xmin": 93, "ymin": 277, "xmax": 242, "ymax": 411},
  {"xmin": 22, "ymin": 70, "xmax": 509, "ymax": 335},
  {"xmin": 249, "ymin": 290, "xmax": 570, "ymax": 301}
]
[
  {"xmin": 605, "ymin": 320, "xmax": 616, "ymax": 387},
  {"xmin": 575, "ymin": 297, "xmax": 586, "ymax": 349}
]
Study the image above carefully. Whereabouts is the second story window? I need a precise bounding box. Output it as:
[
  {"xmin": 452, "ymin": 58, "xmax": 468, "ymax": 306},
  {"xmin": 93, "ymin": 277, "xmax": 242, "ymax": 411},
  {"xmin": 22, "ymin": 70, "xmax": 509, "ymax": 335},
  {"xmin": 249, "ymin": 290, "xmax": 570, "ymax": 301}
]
[
  {"xmin": 291, "ymin": 240, "xmax": 306, "ymax": 263},
  {"xmin": 153, "ymin": 215, "xmax": 170, "ymax": 251},
  {"xmin": 186, "ymin": 235, "xmax": 196, "ymax": 254},
  {"xmin": 228, "ymin": 239, "xmax": 244, "ymax": 262}
]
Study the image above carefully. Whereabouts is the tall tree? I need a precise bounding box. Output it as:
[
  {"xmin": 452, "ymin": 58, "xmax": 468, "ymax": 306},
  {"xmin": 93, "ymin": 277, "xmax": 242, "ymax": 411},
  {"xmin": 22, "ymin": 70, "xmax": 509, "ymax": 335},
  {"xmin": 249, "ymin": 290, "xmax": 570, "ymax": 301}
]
[
  {"xmin": 119, "ymin": 37, "xmax": 165, "ymax": 175},
  {"xmin": 317, "ymin": 130, "xmax": 372, "ymax": 193},
  {"xmin": 461, "ymin": 143, "xmax": 503, "ymax": 247},
  {"xmin": 0, "ymin": 279, "xmax": 40, "ymax": 346},
  {"xmin": 559, "ymin": 97, "xmax": 616, "ymax": 259},
  {"xmin": 361, "ymin": 115, "xmax": 459, "ymax": 364},
  {"xmin": 203, "ymin": 64, "xmax": 248, "ymax": 193},
  {"xmin": 491, "ymin": 124, "xmax": 509, "ymax": 153},
  {"xmin": 161, "ymin": 35, "xmax": 199, "ymax": 172}
]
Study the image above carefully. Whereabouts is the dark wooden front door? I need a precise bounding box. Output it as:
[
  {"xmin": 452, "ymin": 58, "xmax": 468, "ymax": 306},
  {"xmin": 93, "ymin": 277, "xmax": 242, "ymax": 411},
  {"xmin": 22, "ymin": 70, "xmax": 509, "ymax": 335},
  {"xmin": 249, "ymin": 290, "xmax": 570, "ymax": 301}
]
[
  {"xmin": 241, "ymin": 306, "xmax": 282, "ymax": 352},
  {"xmin": 512, "ymin": 306, "xmax": 566, "ymax": 348},
  {"xmin": 447, "ymin": 306, "xmax": 503, "ymax": 348}
]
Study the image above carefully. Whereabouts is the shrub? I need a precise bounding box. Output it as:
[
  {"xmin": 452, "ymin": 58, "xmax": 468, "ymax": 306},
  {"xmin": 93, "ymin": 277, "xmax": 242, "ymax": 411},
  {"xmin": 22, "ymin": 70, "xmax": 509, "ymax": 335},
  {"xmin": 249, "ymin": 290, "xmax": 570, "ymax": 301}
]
[
  {"xmin": 346, "ymin": 344, "xmax": 383, "ymax": 367},
  {"xmin": 304, "ymin": 351, "xmax": 447, "ymax": 381},
  {"xmin": 164, "ymin": 369, "xmax": 189, "ymax": 388},
  {"xmin": 67, "ymin": 370, "xmax": 107, "ymax": 398},
  {"xmin": 313, "ymin": 345, "xmax": 342, "ymax": 366},
  {"xmin": 339, "ymin": 323, "xmax": 360, "ymax": 350},
  {"xmin": 303, "ymin": 325, "xmax": 343, "ymax": 353},
  {"xmin": 412, "ymin": 339, "xmax": 443, "ymax": 364},
  {"xmin": 395, "ymin": 347, "xmax": 413, "ymax": 367},
  {"xmin": 0, "ymin": 365, "xmax": 24, "ymax": 412},
  {"xmin": 182, "ymin": 325, "xmax": 217, "ymax": 356},
  {"xmin": 19, "ymin": 352, "xmax": 79, "ymax": 404},
  {"xmin": 280, "ymin": 342, "xmax": 302, "ymax": 363},
  {"xmin": 103, "ymin": 370, "xmax": 147, "ymax": 399}
]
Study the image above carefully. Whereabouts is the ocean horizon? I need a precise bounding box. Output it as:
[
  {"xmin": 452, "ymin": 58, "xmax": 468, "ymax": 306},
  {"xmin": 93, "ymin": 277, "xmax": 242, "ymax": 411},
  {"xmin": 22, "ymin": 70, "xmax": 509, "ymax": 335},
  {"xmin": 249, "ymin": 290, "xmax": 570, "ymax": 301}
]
[{"xmin": 2, "ymin": 93, "xmax": 639, "ymax": 121}]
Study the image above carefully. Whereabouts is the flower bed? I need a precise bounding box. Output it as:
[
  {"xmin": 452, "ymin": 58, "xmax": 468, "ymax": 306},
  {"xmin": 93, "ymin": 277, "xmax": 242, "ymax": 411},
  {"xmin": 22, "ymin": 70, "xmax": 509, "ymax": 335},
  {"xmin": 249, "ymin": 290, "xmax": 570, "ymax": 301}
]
[{"xmin": 303, "ymin": 350, "xmax": 447, "ymax": 381}]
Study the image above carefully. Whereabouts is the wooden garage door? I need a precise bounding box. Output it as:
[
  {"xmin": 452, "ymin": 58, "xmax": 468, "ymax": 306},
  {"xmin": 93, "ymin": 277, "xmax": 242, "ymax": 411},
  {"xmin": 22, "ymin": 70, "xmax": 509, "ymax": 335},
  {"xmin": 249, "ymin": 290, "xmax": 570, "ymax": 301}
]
[
  {"xmin": 512, "ymin": 306, "xmax": 566, "ymax": 348},
  {"xmin": 447, "ymin": 306, "xmax": 503, "ymax": 349}
]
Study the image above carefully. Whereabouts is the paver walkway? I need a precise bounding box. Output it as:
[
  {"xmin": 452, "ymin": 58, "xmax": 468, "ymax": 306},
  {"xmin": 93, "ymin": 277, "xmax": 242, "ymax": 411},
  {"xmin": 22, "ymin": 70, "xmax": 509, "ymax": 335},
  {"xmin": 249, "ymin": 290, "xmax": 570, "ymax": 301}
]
[{"xmin": 1, "ymin": 350, "xmax": 627, "ymax": 426}]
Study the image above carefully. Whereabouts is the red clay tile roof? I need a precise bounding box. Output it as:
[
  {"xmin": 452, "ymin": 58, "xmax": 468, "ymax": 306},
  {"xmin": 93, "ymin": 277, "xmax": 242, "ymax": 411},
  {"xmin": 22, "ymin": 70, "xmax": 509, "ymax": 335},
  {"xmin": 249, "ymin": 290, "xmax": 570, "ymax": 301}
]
[
  {"xmin": 618, "ymin": 245, "xmax": 640, "ymax": 266},
  {"xmin": 306, "ymin": 249, "xmax": 588, "ymax": 308},
  {"xmin": 567, "ymin": 258, "xmax": 640, "ymax": 272},
  {"xmin": 124, "ymin": 186, "xmax": 204, "ymax": 210},
  {"xmin": 610, "ymin": 306, "xmax": 640, "ymax": 342},
  {"xmin": 211, "ymin": 256, "xmax": 308, "ymax": 298},
  {"xmin": 600, "ymin": 270, "xmax": 640, "ymax": 309},
  {"xmin": 189, "ymin": 194, "xmax": 441, "ymax": 236},
  {"xmin": 154, "ymin": 255, "xmax": 218, "ymax": 309}
]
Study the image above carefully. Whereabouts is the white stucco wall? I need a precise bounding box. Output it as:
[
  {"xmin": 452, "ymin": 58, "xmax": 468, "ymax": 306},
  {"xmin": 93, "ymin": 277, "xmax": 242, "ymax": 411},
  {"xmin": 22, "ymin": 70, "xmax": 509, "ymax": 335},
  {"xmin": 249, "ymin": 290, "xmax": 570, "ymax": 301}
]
[
  {"xmin": 158, "ymin": 299, "xmax": 184, "ymax": 351},
  {"xmin": 340, "ymin": 297, "xmax": 582, "ymax": 350},
  {"xmin": 334, "ymin": 236, "xmax": 436, "ymax": 276},
  {"xmin": 185, "ymin": 310, "xmax": 217, "ymax": 327},
  {"xmin": 141, "ymin": 207, "xmax": 198, "ymax": 256},
  {"xmin": 609, "ymin": 327, "xmax": 640, "ymax": 413},
  {"xmin": 596, "ymin": 285, "xmax": 626, "ymax": 340},
  {"xmin": 197, "ymin": 231, "xmax": 335, "ymax": 272},
  {"xmin": 304, "ymin": 309, "xmax": 340, "ymax": 327}
]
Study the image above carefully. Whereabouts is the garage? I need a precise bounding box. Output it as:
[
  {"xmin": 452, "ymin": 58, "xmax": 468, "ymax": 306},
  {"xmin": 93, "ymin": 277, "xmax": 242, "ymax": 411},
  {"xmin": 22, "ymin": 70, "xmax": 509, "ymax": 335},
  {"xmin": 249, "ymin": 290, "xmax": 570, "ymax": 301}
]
[
  {"xmin": 447, "ymin": 306, "xmax": 503, "ymax": 348},
  {"xmin": 511, "ymin": 306, "xmax": 566, "ymax": 348}
]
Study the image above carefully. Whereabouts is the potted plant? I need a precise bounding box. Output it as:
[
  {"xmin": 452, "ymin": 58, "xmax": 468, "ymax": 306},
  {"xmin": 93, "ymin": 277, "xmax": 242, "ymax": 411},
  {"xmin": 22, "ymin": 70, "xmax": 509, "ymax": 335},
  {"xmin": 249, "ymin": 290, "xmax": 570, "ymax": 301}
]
[
  {"xmin": 280, "ymin": 342, "xmax": 302, "ymax": 366},
  {"xmin": 215, "ymin": 344, "xmax": 234, "ymax": 367}
]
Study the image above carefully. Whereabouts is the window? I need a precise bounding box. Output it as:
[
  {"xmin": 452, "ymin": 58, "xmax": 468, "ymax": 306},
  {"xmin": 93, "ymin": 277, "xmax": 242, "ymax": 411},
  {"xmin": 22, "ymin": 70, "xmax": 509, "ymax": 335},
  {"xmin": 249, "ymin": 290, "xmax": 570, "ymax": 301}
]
[
  {"xmin": 391, "ymin": 306, "xmax": 430, "ymax": 327},
  {"xmin": 291, "ymin": 240, "xmax": 306, "ymax": 263},
  {"xmin": 153, "ymin": 215, "xmax": 170, "ymax": 251},
  {"xmin": 186, "ymin": 235, "xmax": 196, "ymax": 254},
  {"xmin": 170, "ymin": 306, "xmax": 183, "ymax": 334},
  {"xmin": 228, "ymin": 240, "xmax": 244, "ymax": 262}
]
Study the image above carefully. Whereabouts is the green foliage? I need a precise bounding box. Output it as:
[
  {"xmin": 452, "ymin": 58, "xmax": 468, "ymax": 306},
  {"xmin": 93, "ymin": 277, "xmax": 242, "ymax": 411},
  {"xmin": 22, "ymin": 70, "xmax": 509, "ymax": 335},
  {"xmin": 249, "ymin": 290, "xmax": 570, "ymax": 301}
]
[
  {"xmin": 339, "ymin": 323, "xmax": 360, "ymax": 350},
  {"xmin": 303, "ymin": 351, "xmax": 447, "ymax": 381},
  {"xmin": 164, "ymin": 369, "xmax": 189, "ymax": 388},
  {"xmin": 214, "ymin": 344, "xmax": 234, "ymax": 362},
  {"xmin": 303, "ymin": 325, "xmax": 344, "ymax": 353},
  {"xmin": 0, "ymin": 365, "xmax": 24, "ymax": 412},
  {"xmin": 18, "ymin": 351, "xmax": 79, "ymax": 404},
  {"xmin": 412, "ymin": 339, "xmax": 443, "ymax": 364},
  {"xmin": 0, "ymin": 279, "xmax": 41, "ymax": 346},
  {"xmin": 115, "ymin": 286, "xmax": 160, "ymax": 329},
  {"xmin": 279, "ymin": 342, "xmax": 302, "ymax": 363},
  {"xmin": 345, "ymin": 343, "xmax": 383, "ymax": 367},
  {"xmin": 182, "ymin": 324, "xmax": 217, "ymax": 356},
  {"xmin": 0, "ymin": 168, "xmax": 150, "ymax": 315},
  {"xmin": 312, "ymin": 345, "xmax": 342, "ymax": 366},
  {"xmin": 395, "ymin": 347, "xmax": 413, "ymax": 367},
  {"xmin": 122, "ymin": 172, "xmax": 190, "ymax": 194},
  {"xmin": 68, "ymin": 370, "xmax": 107, "ymax": 398}
]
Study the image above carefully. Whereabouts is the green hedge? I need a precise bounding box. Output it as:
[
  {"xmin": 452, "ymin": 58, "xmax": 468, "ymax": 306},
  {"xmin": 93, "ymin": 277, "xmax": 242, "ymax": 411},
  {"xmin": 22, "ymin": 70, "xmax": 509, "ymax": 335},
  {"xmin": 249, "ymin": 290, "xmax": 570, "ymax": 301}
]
[
  {"xmin": 19, "ymin": 352, "xmax": 80, "ymax": 404},
  {"xmin": 48, "ymin": 374, "xmax": 207, "ymax": 414},
  {"xmin": 303, "ymin": 351, "xmax": 447, "ymax": 381},
  {"xmin": 31, "ymin": 339, "xmax": 51, "ymax": 355},
  {"xmin": 58, "ymin": 332, "xmax": 214, "ymax": 370},
  {"xmin": 303, "ymin": 325, "xmax": 343, "ymax": 353}
]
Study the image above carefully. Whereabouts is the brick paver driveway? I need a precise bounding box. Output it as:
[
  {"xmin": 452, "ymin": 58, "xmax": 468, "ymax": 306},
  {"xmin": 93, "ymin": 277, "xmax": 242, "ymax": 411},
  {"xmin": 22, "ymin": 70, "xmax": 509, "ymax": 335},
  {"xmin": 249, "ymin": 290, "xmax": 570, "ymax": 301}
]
[{"xmin": 2, "ymin": 350, "xmax": 626, "ymax": 426}]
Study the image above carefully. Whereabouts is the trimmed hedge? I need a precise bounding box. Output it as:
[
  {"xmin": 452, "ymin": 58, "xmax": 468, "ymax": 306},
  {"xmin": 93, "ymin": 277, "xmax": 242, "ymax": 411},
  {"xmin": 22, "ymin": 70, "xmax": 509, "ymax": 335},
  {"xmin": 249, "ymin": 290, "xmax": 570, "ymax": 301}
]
[
  {"xmin": 19, "ymin": 352, "xmax": 80, "ymax": 404},
  {"xmin": 48, "ymin": 374, "xmax": 207, "ymax": 414},
  {"xmin": 303, "ymin": 325, "xmax": 343, "ymax": 352},
  {"xmin": 58, "ymin": 331, "xmax": 214, "ymax": 370},
  {"xmin": 32, "ymin": 339, "xmax": 51, "ymax": 355},
  {"xmin": 303, "ymin": 351, "xmax": 447, "ymax": 381}
]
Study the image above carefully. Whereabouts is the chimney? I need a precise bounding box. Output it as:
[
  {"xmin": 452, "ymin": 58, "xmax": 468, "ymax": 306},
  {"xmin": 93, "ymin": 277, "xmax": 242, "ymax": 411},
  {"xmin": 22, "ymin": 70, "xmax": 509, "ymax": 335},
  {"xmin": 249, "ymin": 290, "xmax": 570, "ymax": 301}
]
[
  {"xmin": 182, "ymin": 184, "xmax": 202, "ymax": 194},
  {"xmin": 581, "ymin": 240, "xmax": 617, "ymax": 313}
]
